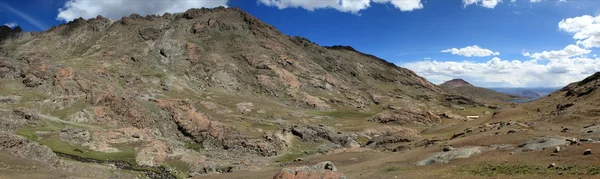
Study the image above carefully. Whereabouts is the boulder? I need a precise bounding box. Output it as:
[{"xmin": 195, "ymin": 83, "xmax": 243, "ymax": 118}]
[
  {"xmin": 554, "ymin": 146, "xmax": 561, "ymax": 153},
  {"xmin": 272, "ymin": 161, "xmax": 346, "ymax": 179},
  {"xmin": 513, "ymin": 137, "xmax": 569, "ymax": 154},
  {"xmin": 362, "ymin": 126, "xmax": 420, "ymax": 147},
  {"xmin": 584, "ymin": 149, "xmax": 592, "ymax": 155},
  {"xmin": 0, "ymin": 131, "xmax": 60, "ymax": 167},
  {"xmin": 236, "ymin": 102, "xmax": 254, "ymax": 114},
  {"xmin": 443, "ymin": 145, "xmax": 454, "ymax": 152},
  {"xmin": 418, "ymin": 147, "xmax": 482, "ymax": 165},
  {"xmin": 290, "ymin": 125, "xmax": 358, "ymax": 150},
  {"xmin": 367, "ymin": 107, "xmax": 442, "ymax": 125}
]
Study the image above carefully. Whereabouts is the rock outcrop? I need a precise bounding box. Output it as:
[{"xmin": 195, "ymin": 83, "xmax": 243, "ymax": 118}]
[
  {"xmin": 0, "ymin": 131, "xmax": 60, "ymax": 167},
  {"xmin": 367, "ymin": 107, "xmax": 442, "ymax": 125}
]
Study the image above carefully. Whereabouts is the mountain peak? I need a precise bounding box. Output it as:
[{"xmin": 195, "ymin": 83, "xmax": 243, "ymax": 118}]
[{"xmin": 440, "ymin": 79, "xmax": 473, "ymax": 88}]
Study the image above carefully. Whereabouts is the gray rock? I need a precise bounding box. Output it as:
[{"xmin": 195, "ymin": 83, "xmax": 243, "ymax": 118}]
[
  {"xmin": 513, "ymin": 136, "xmax": 569, "ymax": 154},
  {"xmin": 0, "ymin": 131, "xmax": 60, "ymax": 167},
  {"xmin": 418, "ymin": 147, "xmax": 482, "ymax": 165},
  {"xmin": 235, "ymin": 102, "xmax": 253, "ymax": 114},
  {"xmin": 584, "ymin": 149, "xmax": 592, "ymax": 155},
  {"xmin": 59, "ymin": 126, "xmax": 91, "ymax": 145},
  {"xmin": 291, "ymin": 125, "xmax": 357, "ymax": 149},
  {"xmin": 442, "ymin": 145, "xmax": 454, "ymax": 152}
]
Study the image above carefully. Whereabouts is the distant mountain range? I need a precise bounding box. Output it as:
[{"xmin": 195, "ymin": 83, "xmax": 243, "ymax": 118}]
[
  {"xmin": 439, "ymin": 79, "xmax": 521, "ymax": 103},
  {"xmin": 488, "ymin": 87, "xmax": 561, "ymax": 100}
]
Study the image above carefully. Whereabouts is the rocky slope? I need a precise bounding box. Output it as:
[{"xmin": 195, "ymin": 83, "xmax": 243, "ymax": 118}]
[
  {"xmin": 525, "ymin": 72, "xmax": 600, "ymax": 122},
  {"xmin": 0, "ymin": 7, "xmax": 469, "ymax": 178},
  {"xmin": 439, "ymin": 79, "xmax": 520, "ymax": 103},
  {"xmin": 2, "ymin": 7, "xmax": 600, "ymax": 179}
]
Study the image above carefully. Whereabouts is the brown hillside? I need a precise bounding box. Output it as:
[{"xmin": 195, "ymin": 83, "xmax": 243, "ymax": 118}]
[{"xmin": 439, "ymin": 79, "xmax": 519, "ymax": 103}]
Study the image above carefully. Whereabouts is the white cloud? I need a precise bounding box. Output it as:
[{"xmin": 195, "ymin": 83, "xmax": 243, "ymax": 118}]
[
  {"xmin": 3, "ymin": 22, "xmax": 17, "ymax": 28},
  {"xmin": 372, "ymin": 0, "xmax": 423, "ymax": 11},
  {"xmin": 530, "ymin": 0, "xmax": 543, "ymax": 2},
  {"xmin": 258, "ymin": 0, "xmax": 423, "ymax": 13},
  {"xmin": 558, "ymin": 15, "xmax": 600, "ymax": 48},
  {"xmin": 403, "ymin": 56, "xmax": 600, "ymax": 87},
  {"xmin": 56, "ymin": 0, "xmax": 229, "ymax": 22},
  {"xmin": 462, "ymin": 0, "xmax": 503, "ymax": 9},
  {"xmin": 523, "ymin": 45, "xmax": 591, "ymax": 60},
  {"xmin": 441, "ymin": 45, "xmax": 500, "ymax": 57}
]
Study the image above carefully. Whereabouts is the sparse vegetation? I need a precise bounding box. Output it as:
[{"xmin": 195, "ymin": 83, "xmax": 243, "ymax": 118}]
[
  {"xmin": 463, "ymin": 163, "xmax": 600, "ymax": 177},
  {"xmin": 275, "ymin": 140, "xmax": 319, "ymax": 162}
]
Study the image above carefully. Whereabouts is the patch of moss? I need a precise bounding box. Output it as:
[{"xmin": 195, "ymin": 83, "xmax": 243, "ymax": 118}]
[
  {"xmin": 17, "ymin": 122, "xmax": 137, "ymax": 165},
  {"xmin": 49, "ymin": 99, "xmax": 89, "ymax": 120},
  {"xmin": 164, "ymin": 159, "xmax": 190, "ymax": 179},
  {"xmin": 41, "ymin": 138, "xmax": 137, "ymax": 165},
  {"xmin": 274, "ymin": 140, "xmax": 319, "ymax": 162},
  {"xmin": 186, "ymin": 143, "xmax": 203, "ymax": 151},
  {"xmin": 16, "ymin": 120, "xmax": 65, "ymax": 141}
]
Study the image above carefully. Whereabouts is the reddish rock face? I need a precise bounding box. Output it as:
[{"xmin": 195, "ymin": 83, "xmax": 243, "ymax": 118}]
[{"xmin": 273, "ymin": 161, "xmax": 346, "ymax": 179}]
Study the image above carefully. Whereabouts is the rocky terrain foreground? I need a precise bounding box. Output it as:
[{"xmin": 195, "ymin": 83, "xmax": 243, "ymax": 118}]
[{"xmin": 1, "ymin": 7, "xmax": 600, "ymax": 179}]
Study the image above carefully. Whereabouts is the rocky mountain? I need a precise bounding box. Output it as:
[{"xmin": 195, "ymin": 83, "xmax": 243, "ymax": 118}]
[
  {"xmin": 439, "ymin": 79, "xmax": 520, "ymax": 103},
  {"xmin": 525, "ymin": 72, "xmax": 600, "ymax": 122},
  {"xmin": 6, "ymin": 6, "xmax": 598, "ymax": 179},
  {"xmin": 439, "ymin": 79, "xmax": 473, "ymax": 88},
  {"xmin": 0, "ymin": 7, "xmax": 476, "ymax": 178}
]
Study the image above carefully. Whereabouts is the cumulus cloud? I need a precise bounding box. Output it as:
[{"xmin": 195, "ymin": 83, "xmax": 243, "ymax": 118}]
[
  {"xmin": 56, "ymin": 0, "xmax": 229, "ymax": 22},
  {"xmin": 403, "ymin": 56, "xmax": 600, "ymax": 87},
  {"xmin": 258, "ymin": 0, "xmax": 423, "ymax": 13},
  {"xmin": 559, "ymin": 15, "xmax": 600, "ymax": 48},
  {"xmin": 372, "ymin": 0, "xmax": 423, "ymax": 11},
  {"xmin": 441, "ymin": 45, "xmax": 500, "ymax": 57},
  {"xmin": 530, "ymin": 0, "xmax": 543, "ymax": 2},
  {"xmin": 462, "ymin": 0, "xmax": 503, "ymax": 9},
  {"xmin": 3, "ymin": 22, "xmax": 17, "ymax": 28},
  {"xmin": 523, "ymin": 45, "xmax": 591, "ymax": 60}
]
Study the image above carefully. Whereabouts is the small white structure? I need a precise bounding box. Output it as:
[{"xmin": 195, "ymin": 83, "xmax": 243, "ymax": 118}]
[{"xmin": 466, "ymin": 116, "xmax": 480, "ymax": 120}]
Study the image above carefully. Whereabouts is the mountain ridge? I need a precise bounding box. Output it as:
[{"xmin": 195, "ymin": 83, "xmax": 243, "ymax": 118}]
[
  {"xmin": 0, "ymin": 7, "xmax": 459, "ymax": 178},
  {"xmin": 439, "ymin": 78, "xmax": 473, "ymax": 88},
  {"xmin": 438, "ymin": 78, "xmax": 520, "ymax": 103}
]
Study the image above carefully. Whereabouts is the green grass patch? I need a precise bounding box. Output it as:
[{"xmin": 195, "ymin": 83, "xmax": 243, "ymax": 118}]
[
  {"xmin": 16, "ymin": 120, "xmax": 65, "ymax": 141},
  {"xmin": 138, "ymin": 68, "xmax": 166, "ymax": 79},
  {"xmin": 17, "ymin": 122, "xmax": 137, "ymax": 165},
  {"xmin": 186, "ymin": 143, "xmax": 203, "ymax": 151},
  {"xmin": 164, "ymin": 159, "xmax": 190, "ymax": 179},
  {"xmin": 315, "ymin": 110, "xmax": 376, "ymax": 119},
  {"xmin": 274, "ymin": 140, "xmax": 319, "ymax": 162},
  {"xmin": 462, "ymin": 163, "xmax": 600, "ymax": 177},
  {"xmin": 49, "ymin": 99, "xmax": 89, "ymax": 120},
  {"xmin": 42, "ymin": 138, "xmax": 137, "ymax": 164}
]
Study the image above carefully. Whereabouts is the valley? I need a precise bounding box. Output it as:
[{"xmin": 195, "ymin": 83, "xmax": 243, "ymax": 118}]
[{"xmin": 0, "ymin": 6, "xmax": 599, "ymax": 179}]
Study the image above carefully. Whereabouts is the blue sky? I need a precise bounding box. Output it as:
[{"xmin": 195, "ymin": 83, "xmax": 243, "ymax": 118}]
[{"xmin": 1, "ymin": 0, "xmax": 600, "ymax": 87}]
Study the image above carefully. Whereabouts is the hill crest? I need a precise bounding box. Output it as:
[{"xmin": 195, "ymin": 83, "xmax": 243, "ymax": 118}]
[{"xmin": 440, "ymin": 79, "xmax": 473, "ymax": 88}]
